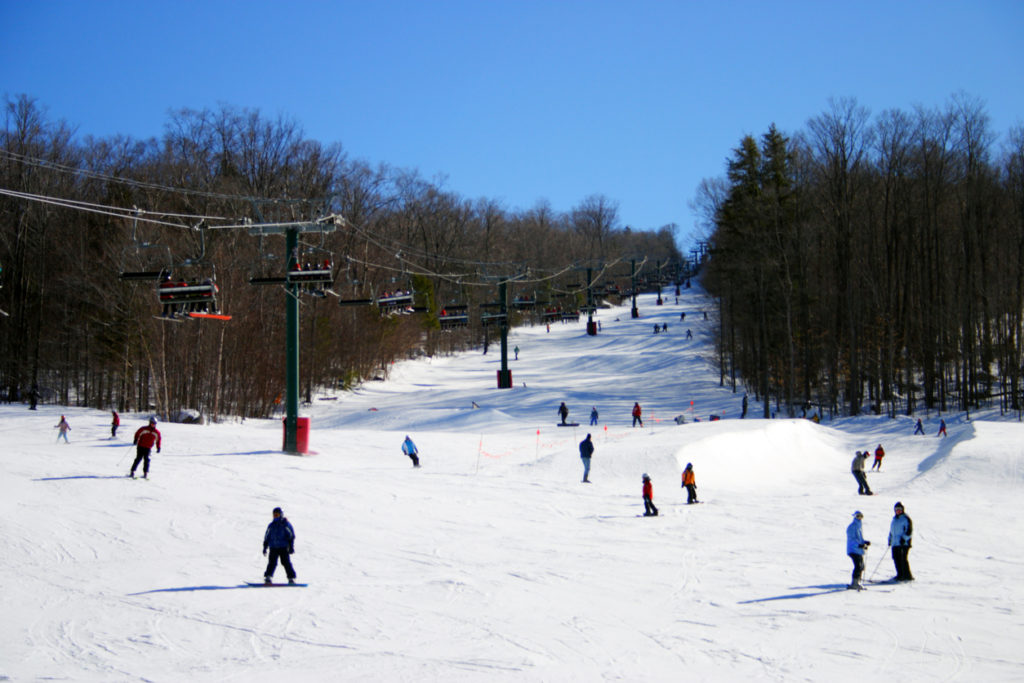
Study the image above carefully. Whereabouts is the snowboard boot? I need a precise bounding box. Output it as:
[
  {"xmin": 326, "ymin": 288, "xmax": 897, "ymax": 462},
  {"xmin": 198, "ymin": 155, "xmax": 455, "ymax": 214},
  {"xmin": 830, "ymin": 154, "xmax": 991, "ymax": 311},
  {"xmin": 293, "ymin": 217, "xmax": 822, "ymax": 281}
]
[
  {"xmin": 288, "ymin": 578, "xmax": 296, "ymax": 585},
  {"xmin": 264, "ymin": 577, "xmax": 272, "ymax": 585}
]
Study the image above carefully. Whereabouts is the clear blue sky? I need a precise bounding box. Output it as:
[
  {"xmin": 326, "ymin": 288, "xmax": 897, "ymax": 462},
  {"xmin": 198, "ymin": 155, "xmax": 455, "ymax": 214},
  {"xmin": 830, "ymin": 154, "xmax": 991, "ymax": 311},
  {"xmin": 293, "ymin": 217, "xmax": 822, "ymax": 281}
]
[{"xmin": 2, "ymin": 0, "xmax": 1022, "ymax": 249}]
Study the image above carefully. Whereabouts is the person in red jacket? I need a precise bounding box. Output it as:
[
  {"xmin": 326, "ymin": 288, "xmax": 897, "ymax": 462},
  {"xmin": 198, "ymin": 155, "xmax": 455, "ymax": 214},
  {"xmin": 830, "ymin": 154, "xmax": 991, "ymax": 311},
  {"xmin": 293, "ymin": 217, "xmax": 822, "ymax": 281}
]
[
  {"xmin": 129, "ymin": 417, "xmax": 162, "ymax": 479},
  {"xmin": 871, "ymin": 444, "xmax": 885, "ymax": 471},
  {"xmin": 632, "ymin": 402, "xmax": 643, "ymax": 428},
  {"xmin": 111, "ymin": 409, "xmax": 120, "ymax": 438},
  {"xmin": 642, "ymin": 473, "xmax": 658, "ymax": 516}
]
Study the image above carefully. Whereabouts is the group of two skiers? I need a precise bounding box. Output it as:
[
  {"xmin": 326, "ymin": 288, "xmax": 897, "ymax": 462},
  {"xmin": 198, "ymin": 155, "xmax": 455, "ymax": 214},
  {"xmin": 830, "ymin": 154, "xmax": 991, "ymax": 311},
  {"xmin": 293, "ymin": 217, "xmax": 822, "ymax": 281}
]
[{"xmin": 845, "ymin": 502, "xmax": 914, "ymax": 590}]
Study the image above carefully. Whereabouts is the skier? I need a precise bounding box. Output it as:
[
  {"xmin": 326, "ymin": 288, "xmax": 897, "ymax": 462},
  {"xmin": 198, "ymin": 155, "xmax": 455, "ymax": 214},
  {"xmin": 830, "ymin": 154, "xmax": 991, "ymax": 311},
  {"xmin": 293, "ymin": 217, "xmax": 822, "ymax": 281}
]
[
  {"xmin": 642, "ymin": 473, "xmax": 658, "ymax": 516},
  {"xmin": 741, "ymin": 393, "xmax": 748, "ymax": 419},
  {"xmin": 937, "ymin": 419, "xmax": 947, "ymax": 437},
  {"xmin": 558, "ymin": 402, "xmax": 569, "ymax": 425},
  {"xmin": 514, "ymin": 345, "xmax": 519, "ymax": 360},
  {"xmin": 846, "ymin": 510, "xmax": 871, "ymax": 590},
  {"xmin": 111, "ymin": 409, "xmax": 120, "ymax": 438},
  {"xmin": 579, "ymin": 433, "xmax": 594, "ymax": 483},
  {"xmin": 55, "ymin": 415, "xmax": 71, "ymax": 443},
  {"xmin": 262, "ymin": 506, "xmax": 297, "ymax": 585},
  {"xmin": 401, "ymin": 435, "xmax": 420, "ymax": 468},
  {"xmin": 129, "ymin": 417, "xmax": 161, "ymax": 479},
  {"xmin": 871, "ymin": 443, "xmax": 885, "ymax": 471},
  {"xmin": 682, "ymin": 462, "xmax": 698, "ymax": 504},
  {"xmin": 913, "ymin": 418, "xmax": 924, "ymax": 435},
  {"xmin": 29, "ymin": 384, "xmax": 39, "ymax": 410},
  {"xmin": 888, "ymin": 501, "xmax": 914, "ymax": 581},
  {"xmin": 851, "ymin": 450, "xmax": 872, "ymax": 495},
  {"xmin": 632, "ymin": 402, "xmax": 643, "ymax": 428},
  {"xmin": 589, "ymin": 406, "xmax": 599, "ymax": 426},
  {"xmin": 685, "ymin": 329, "xmax": 693, "ymax": 339}
]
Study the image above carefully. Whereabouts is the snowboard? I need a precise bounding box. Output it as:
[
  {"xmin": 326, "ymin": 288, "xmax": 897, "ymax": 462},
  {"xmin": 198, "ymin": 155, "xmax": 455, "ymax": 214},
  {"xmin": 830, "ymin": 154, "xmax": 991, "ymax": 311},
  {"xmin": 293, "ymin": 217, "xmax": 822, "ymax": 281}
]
[
  {"xmin": 245, "ymin": 581, "xmax": 307, "ymax": 587},
  {"xmin": 557, "ymin": 423, "xmax": 580, "ymax": 427}
]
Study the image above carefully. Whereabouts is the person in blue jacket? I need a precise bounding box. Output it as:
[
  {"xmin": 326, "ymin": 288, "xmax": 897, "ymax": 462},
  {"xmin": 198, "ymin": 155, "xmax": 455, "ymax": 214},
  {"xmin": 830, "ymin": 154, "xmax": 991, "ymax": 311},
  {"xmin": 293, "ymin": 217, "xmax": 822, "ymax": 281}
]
[
  {"xmin": 402, "ymin": 435, "xmax": 420, "ymax": 468},
  {"xmin": 846, "ymin": 510, "xmax": 870, "ymax": 589},
  {"xmin": 888, "ymin": 501, "xmax": 914, "ymax": 581},
  {"xmin": 263, "ymin": 507, "xmax": 297, "ymax": 584}
]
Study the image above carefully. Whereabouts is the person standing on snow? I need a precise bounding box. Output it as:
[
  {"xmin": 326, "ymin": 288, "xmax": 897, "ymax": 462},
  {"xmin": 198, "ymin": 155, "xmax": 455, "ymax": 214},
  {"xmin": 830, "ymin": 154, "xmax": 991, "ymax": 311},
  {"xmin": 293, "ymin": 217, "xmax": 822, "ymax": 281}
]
[
  {"xmin": 401, "ymin": 435, "xmax": 420, "ymax": 468},
  {"xmin": 888, "ymin": 501, "xmax": 914, "ymax": 581},
  {"xmin": 913, "ymin": 418, "xmax": 925, "ymax": 435},
  {"xmin": 871, "ymin": 443, "xmax": 885, "ymax": 471},
  {"xmin": 129, "ymin": 417, "xmax": 161, "ymax": 479},
  {"xmin": 111, "ymin": 409, "xmax": 120, "ymax": 438},
  {"xmin": 642, "ymin": 473, "xmax": 658, "ymax": 516},
  {"xmin": 263, "ymin": 506, "xmax": 297, "ymax": 584},
  {"xmin": 937, "ymin": 419, "xmax": 947, "ymax": 437},
  {"xmin": 632, "ymin": 402, "xmax": 643, "ymax": 428},
  {"xmin": 558, "ymin": 402, "xmax": 570, "ymax": 425},
  {"xmin": 579, "ymin": 433, "xmax": 594, "ymax": 483},
  {"xmin": 682, "ymin": 462, "xmax": 698, "ymax": 504},
  {"xmin": 55, "ymin": 415, "xmax": 71, "ymax": 443},
  {"xmin": 590, "ymin": 406, "xmax": 599, "ymax": 426},
  {"xmin": 846, "ymin": 511, "xmax": 870, "ymax": 589},
  {"xmin": 851, "ymin": 450, "xmax": 872, "ymax": 495}
]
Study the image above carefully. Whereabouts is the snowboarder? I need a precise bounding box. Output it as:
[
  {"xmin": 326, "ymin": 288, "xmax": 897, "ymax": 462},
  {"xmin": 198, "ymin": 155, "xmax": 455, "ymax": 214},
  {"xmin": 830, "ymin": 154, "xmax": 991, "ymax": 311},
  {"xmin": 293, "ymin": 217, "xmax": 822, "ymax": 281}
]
[
  {"xmin": 846, "ymin": 510, "xmax": 870, "ymax": 589},
  {"xmin": 682, "ymin": 462, "xmax": 698, "ymax": 504},
  {"xmin": 401, "ymin": 435, "xmax": 420, "ymax": 468},
  {"xmin": 262, "ymin": 506, "xmax": 297, "ymax": 584},
  {"xmin": 851, "ymin": 450, "xmax": 872, "ymax": 495},
  {"xmin": 913, "ymin": 418, "xmax": 924, "ymax": 435},
  {"xmin": 589, "ymin": 406, "xmax": 599, "ymax": 426},
  {"xmin": 129, "ymin": 417, "xmax": 161, "ymax": 479},
  {"xmin": 937, "ymin": 419, "xmax": 947, "ymax": 437},
  {"xmin": 888, "ymin": 501, "xmax": 914, "ymax": 581},
  {"xmin": 558, "ymin": 402, "xmax": 570, "ymax": 425},
  {"xmin": 111, "ymin": 409, "xmax": 120, "ymax": 438},
  {"xmin": 642, "ymin": 473, "xmax": 658, "ymax": 516},
  {"xmin": 579, "ymin": 433, "xmax": 594, "ymax": 483},
  {"xmin": 871, "ymin": 443, "xmax": 885, "ymax": 471},
  {"xmin": 55, "ymin": 415, "xmax": 71, "ymax": 443},
  {"xmin": 632, "ymin": 402, "xmax": 643, "ymax": 428}
]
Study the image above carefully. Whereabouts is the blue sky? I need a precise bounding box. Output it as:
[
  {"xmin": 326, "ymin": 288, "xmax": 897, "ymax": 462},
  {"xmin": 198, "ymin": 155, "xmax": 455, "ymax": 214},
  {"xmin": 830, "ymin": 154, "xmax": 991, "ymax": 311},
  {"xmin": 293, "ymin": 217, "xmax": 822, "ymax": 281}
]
[{"xmin": 2, "ymin": 0, "xmax": 1022, "ymax": 249}]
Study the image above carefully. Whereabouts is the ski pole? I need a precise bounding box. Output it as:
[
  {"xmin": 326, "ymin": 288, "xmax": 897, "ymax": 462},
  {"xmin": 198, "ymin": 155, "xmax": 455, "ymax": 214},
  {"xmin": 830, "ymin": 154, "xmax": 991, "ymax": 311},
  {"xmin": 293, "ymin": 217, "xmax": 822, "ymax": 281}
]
[
  {"xmin": 117, "ymin": 445, "xmax": 132, "ymax": 467},
  {"xmin": 867, "ymin": 544, "xmax": 889, "ymax": 582}
]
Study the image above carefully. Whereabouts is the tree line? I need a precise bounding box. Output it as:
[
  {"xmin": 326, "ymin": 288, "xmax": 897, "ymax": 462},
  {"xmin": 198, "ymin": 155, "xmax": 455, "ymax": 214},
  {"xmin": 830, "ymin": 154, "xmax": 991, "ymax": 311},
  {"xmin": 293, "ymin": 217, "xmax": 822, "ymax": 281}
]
[
  {"xmin": 696, "ymin": 94, "xmax": 1024, "ymax": 419},
  {"xmin": 0, "ymin": 95, "xmax": 681, "ymax": 419}
]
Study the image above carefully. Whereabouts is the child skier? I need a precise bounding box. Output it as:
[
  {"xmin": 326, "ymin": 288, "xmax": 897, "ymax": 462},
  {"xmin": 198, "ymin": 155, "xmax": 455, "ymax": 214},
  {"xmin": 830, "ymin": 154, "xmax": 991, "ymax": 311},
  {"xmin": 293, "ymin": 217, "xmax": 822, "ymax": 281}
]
[
  {"xmin": 642, "ymin": 473, "xmax": 658, "ymax": 516},
  {"xmin": 262, "ymin": 507, "xmax": 297, "ymax": 584},
  {"xmin": 55, "ymin": 415, "xmax": 71, "ymax": 443}
]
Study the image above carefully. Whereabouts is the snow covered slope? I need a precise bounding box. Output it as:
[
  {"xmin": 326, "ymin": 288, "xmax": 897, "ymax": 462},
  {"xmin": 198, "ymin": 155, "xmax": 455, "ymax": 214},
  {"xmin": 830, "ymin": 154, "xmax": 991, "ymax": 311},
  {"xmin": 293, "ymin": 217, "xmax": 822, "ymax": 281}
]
[{"xmin": 1, "ymin": 285, "xmax": 1022, "ymax": 681}]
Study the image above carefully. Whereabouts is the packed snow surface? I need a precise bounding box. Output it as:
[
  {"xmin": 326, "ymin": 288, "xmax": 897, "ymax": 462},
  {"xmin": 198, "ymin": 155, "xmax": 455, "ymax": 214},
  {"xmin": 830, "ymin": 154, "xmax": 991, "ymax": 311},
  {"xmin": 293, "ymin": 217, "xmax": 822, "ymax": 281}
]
[{"xmin": 2, "ymin": 286, "xmax": 1022, "ymax": 681}]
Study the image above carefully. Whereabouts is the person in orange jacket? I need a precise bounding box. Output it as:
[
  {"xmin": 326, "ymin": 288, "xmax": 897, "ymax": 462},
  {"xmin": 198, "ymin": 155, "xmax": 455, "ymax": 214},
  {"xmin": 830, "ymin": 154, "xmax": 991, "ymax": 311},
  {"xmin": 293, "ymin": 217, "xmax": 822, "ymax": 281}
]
[
  {"xmin": 129, "ymin": 417, "xmax": 162, "ymax": 479},
  {"xmin": 642, "ymin": 473, "xmax": 658, "ymax": 516},
  {"xmin": 682, "ymin": 462, "xmax": 698, "ymax": 504}
]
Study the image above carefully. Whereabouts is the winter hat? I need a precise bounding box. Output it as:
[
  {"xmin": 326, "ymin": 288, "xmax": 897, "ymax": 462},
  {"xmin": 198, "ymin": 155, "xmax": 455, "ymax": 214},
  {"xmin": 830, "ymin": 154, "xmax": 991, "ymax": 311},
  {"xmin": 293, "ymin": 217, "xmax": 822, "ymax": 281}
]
[
  {"xmin": 642, "ymin": 473, "xmax": 650, "ymax": 480},
  {"xmin": 853, "ymin": 510, "xmax": 863, "ymax": 518},
  {"xmin": 894, "ymin": 501, "xmax": 904, "ymax": 510},
  {"xmin": 686, "ymin": 463, "xmax": 692, "ymax": 469},
  {"xmin": 273, "ymin": 507, "xmax": 283, "ymax": 515},
  {"xmin": 149, "ymin": 417, "xmax": 157, "ymax": 424}
]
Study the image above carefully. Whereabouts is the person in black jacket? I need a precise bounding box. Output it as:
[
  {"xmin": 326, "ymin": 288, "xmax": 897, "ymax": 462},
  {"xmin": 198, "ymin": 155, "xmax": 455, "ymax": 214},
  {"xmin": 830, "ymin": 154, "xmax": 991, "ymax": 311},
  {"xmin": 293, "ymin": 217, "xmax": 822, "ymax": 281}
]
[
  {"xmin": 263, "ymin": 507, "xmax": 297, "ymax": 584},
  {"xmin": 579, "ymin": 434, "xmax": 594, "ymax": 483}
]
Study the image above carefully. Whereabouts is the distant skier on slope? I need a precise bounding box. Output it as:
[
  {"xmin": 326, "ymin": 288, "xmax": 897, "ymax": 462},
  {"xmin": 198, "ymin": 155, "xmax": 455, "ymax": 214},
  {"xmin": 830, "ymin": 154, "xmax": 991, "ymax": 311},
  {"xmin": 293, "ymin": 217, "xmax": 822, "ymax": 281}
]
[
  {"xmin": 846, "ymin": 510, "xmax": 870, "ymax": 590},
  {"xmin": 888, "ymin": 501, "xmax": 914, "ymax": 582},
  {"xmin": 401, "ymin": 435, "xmax": 420, "ymax": 468},
  {"xmin": 632, "ymin": 402, "xmax": 643, "ymax": 428},
  {"xmin": 558, "ymin": 402, "xmax": 570, "ymax": 425},
  {"xmin": 590, "ymin": 406, "xmax": 599, "ymax": 426},
  {"xmin": 682, "ymin": 462, "xmax": 698, "ymax": 504},
  {"xmin": 129, "ymin": 417, "xmax": 161, "ymax": 479},
  {"xmin": 913, "ymin": 418, "xmax": 924, "ymax": 435},
  {"xmin": 579, "ymin": 433, "xmax": 594, "ymax": 483},
  {"xmin": 263, "ymin": 506, "xmax": 297, "ymax": 585},
  {"xmin": 642, "ymin": 473, "xmax": 658, "ymax": 516},
  {"xmin": 851, "ymin": 450, "xmax": 872, "ymax": 495},
  {"xmin": 55, "ymin": 415, "xmax": 71, "ymax": 443},
  {"xmin": 111, "ymin": 409, "xmax": 120, "ymax": 438},
  {"xmin": 871, "ymin": 444, "xmax": 885, "ymax": 471}
]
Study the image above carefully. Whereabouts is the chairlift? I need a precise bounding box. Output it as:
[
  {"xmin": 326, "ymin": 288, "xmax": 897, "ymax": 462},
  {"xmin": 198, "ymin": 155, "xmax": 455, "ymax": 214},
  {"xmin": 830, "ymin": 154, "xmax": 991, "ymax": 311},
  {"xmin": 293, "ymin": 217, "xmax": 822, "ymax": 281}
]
[
  {"xmin": 439, "ymin": 303, "xmax": 469, "ymax": 330},
  {"xmin": 153, "ymin": 225, "xmax": 230, "ymax": 321},
  {"xmin": 118, "ymin": 242, "xmax": 173, "ymax": 281}
]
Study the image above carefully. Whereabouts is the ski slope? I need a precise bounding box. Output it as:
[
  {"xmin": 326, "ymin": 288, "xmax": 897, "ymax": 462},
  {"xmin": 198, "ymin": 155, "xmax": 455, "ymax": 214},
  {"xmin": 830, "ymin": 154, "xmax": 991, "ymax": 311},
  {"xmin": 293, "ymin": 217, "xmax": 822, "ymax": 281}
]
[{"xmin": 1, "ymin": 285, "xmax": 1022, "ymax": 682}]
